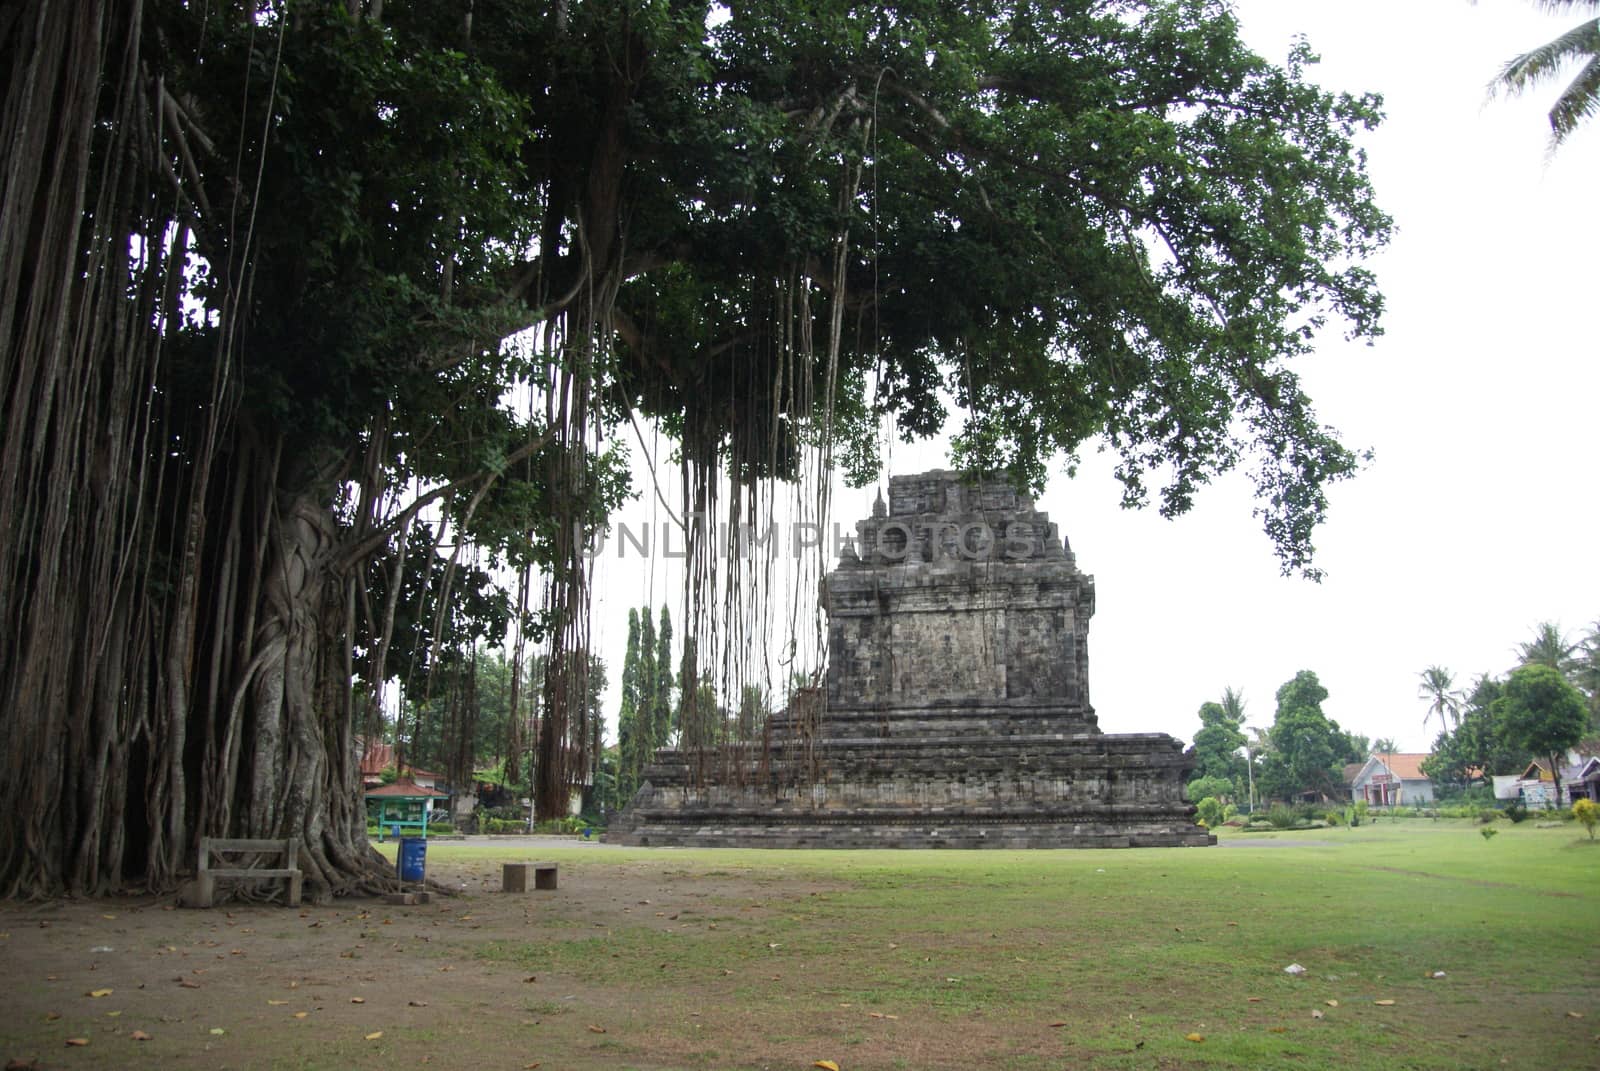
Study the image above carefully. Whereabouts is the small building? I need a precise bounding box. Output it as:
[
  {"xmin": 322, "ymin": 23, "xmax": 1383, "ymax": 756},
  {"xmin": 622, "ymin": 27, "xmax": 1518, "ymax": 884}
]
[
  {"xmin": 358, "ymin": 740, "xmax": 447, "ymax": 793},
  {"xmin": 1350, "ymin": 753, "xmax": 1435, "ymax": 807},
  {"xmin": 1340, "ymin": 762, "xmax": 1364, "ymax": 796},
  {"xmin": 1516, "ymin": 755, "xmax": 1600, "ymax": 808},
  {"xmin": 365, "ymin": 780, "xmax": 448, "ymax": 839}
]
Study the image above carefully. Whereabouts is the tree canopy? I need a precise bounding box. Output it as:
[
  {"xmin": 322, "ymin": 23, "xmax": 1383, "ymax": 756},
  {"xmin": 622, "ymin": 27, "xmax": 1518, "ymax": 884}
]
[
  {"xmin": 1259, "ymin": 670, "xmax": 1361, "ymax": 800},
  {"xmin": 1496, "ymin": 663, "xmax": 1588, "ymax": 798},
  {"xmin": 1190, "ymin": 698, "xmax": 1247, "ymax": 790},
  {"xmin": 1, "ymin": 0, "xmax": 1390, "ymax": 898}
]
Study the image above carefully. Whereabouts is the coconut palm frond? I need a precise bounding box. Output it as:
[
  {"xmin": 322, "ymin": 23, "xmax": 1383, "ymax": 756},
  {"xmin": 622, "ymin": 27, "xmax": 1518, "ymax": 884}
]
[
  {"xmin": 1492, "ymin": 17, "xmax": 1600, "ymax": 96},
  {"xmin": 1549, "ymin": 51, "xmax": 1600, "ymax": 142},
  {"xmin": 1529, "ymin": 1, "xmax": 1600, "ymax": 16}
]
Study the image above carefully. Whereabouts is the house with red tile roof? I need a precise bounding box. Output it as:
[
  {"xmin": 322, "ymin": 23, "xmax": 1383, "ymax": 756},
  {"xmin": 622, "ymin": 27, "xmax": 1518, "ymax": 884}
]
[
  {"xmin": 1349, "ymin": 753, "xmax": 1435, "ymax": 807},
  {"xmin": 357, "ymin": 740, "xmax": 445, "ymax": 791}
]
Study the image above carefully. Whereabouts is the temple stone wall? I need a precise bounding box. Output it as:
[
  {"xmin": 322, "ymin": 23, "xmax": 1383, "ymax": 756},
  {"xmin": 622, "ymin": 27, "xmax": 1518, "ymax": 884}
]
[{"xmin": 611, "ymin": 469, "xmax": 1213, "ymax": 849}]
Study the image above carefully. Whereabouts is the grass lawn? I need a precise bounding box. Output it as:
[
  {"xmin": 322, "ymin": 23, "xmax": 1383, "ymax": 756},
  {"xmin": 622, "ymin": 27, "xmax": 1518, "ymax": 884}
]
[
  {"xmin": 452, "ymin": 819, "xmax": 1600, "ymax": 1069},
  {"xmin": 3, "ymin": 819, "xmax": 1594, "ymax": 1070}
]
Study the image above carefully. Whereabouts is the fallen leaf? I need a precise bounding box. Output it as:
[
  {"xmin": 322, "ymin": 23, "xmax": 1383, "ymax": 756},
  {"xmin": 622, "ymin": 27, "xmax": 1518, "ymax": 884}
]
[
  {"xmin": 293, "ymin": 1012, "xmax": 309, "ymax": 1019},
  {"xmin": 408, "ymin": 1000, "xmax": 429, "ymax": 1008},
  {"xmin": 1566, "ymin": 1011, "xmax": 1584, "ymax": 1019},
  {"xmin": 524, "ymin": 975, "xmax": 538, "ymax": 983},
  {"xmin": 178, "ymin": 980, "xmax": 200, "ymax": 989},
  {"xmin": 65, "ymin": 1038, "xmax": 89, "ymax": 1047},
  {"xmin": 587, "ymin": 1025, "xmax": 607, "ymax": 1034},
  {"xmin": 1185, "ymin": 1033, "xmax": 1205, "ymax": 1042},
  {"xmin": 131, "ymin": 1030, "xmax": 152, "ymax": 1041},
  {"xmin": 1312, "ymin": 1010, "xmax": 1325, "ymax": 1020},
  {"xmin": 1246, "ymin": 997, "xmax": 1262, "ymax": 1003},
  {"xmin": 1374, "ymin": 1000, "xmax": 1396, "ymax": 1007},
  {"xmin": 813, "ymin": 1063, "xmax": 841, "ymax": 1071},
  {"xmin": 1325, "ymin": 999, "xmax": 1339, "ymax": 1007},
  {"xmin": 1268, "ymin": 1027, "xmax": 1287, "ymax": 1034},
  {"xmin": 364, "ymin": 1031, "xmax": 383, "ymax": 1041},
  {"xmin": 1048, "ymin": 1020, "xmax": 1067, "ymax": 1028},
  {"xmin": 267, "ymin": 1000, "xmax": 289, "ymax": 1006},
  {"xmin": 87, "ymin": 988, "xmax": 113, "ymax": 998},
  {"xmin": 524, "ymin": 1064, "xmax": 542, "ymax": 1069},
  {"xmin": 105, "ymin": 1010, "xmax": 121, "ymax": 1018},
  {"xmin": 45, "ymin": 1012, "xmax": 62, "ymax": 1021},
  {"xmin": 350, "ymin": 997, "xmax": 366, "ymax": 1004},
  {"xmin": 209, "ymin": 1027, "xmax": 225, "ymax": 1035}
]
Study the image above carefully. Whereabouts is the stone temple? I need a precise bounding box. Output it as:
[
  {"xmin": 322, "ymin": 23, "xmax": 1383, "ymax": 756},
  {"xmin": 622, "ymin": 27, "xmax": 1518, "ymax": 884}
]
[{"xmin": 610, "ymin": 470, "xmax": 1213, "ymax": 848}]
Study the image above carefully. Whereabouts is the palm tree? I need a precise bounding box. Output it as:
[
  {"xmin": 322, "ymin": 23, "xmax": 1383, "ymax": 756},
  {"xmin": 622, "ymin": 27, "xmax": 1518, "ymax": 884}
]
[
  {"xmin": 1220, "ymin": 686, "xmax": 1247, "ymax": 726},
  {"xmin": 1487, "ymin": 1, "xmax": 1600, "ymax": 150},
  {"xmin": 1418, "ymin": 666, "xmax": 1464, "ymax": 740},
  {"xmin": 1219, "ymin": 685, "xmax": 1249, "ymax": 800},
  {"xmin": 1242, "ymin": 723, "xmax": 1271, "ymax": 813},
  {"xmin": 1517, "ymin": 621, "xmax": 1579, "ymax": 675},
  {"xmin": 1576, "ymin": 620, "xmax": 1600, "ymax": 724}
]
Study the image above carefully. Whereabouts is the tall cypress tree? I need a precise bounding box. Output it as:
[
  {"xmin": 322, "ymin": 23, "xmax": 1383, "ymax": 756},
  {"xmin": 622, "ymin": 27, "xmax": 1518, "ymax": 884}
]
[
  {"xmin": 635, "ymin": 608, "xmax": 658, "ymax": 793},
  {"xmin": 616, "ymin": 610, "xmax": 642, "ymax": 807},
  {"xmin": 654, "ymin": 605, "xmax": 676, "ymax": 750}
]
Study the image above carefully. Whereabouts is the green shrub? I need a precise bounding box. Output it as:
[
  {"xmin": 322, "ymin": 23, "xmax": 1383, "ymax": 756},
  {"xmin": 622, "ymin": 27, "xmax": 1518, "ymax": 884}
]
[
  {"xmin": 1574, "ymin": 798, "xmax": 1599, "ymax": 839},
  {"xmin": 1480, "ymin": 827, "xmax": 1498, "ymax": 841},
  {"xmin": 1195, "ymin": 797, "xmax": 1225, "ymax": 829},
  {"xmin": 481, "ymin": 805, "xmax": 528, "ymax": 823},
  {"xmin": 1505, "ymin": 801, "xmax": 1529, "ymax": 823},
  {"xmin": 1266, "ymin": 804, "xmax": 1298, "ymax": 830},
  {"xmin": 1477, "ymin": 808, "xmax": 1499, "ymax": 824},
  {"xmin": 1294, "ymin": 802, "xmax": 1324, "ymax": 823},
  {"xmin": 1324, "ymin": 809, "xmax": 1344, "ymax": 827}
]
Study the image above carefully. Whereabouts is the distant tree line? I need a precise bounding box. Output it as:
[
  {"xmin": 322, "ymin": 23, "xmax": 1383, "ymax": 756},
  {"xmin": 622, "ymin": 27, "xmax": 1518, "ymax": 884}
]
[
  {"xmin": 610, "ymin": 603, "xmax": 776, "ymax": 815},
  {"xmin": 1418, "ymin": 620, "xmax": 1597, "ymax": 801},
  {"xmin": 1188, "ymin": 619, "xmax": 1599, "ymax": 810}
]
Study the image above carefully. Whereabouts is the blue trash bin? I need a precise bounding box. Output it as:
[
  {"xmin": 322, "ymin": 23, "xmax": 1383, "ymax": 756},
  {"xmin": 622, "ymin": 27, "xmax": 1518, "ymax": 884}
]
[{"xmin": 397, "ymin": 836, "xmax": 427, "ymax": 883}]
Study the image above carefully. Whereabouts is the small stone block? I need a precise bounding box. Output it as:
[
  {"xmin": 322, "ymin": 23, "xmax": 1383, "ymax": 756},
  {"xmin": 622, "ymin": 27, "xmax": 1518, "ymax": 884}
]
[
  {"xmin": 502, "ymin": 862, "xmax": 557, "ymax": 892},
  {"xmin": 386, "ymin": 892, "xmax": 421, "ymax": 905}
]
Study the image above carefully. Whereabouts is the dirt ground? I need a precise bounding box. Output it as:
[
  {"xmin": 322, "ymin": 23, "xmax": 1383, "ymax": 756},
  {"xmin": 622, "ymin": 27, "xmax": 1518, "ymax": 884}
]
[{"xmin": 1, "ymin": 842, "xmax": 832, "ymax": 1071}]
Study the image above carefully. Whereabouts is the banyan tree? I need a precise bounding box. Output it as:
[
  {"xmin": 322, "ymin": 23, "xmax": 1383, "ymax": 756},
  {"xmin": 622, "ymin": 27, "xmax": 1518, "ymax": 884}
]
[{"xmin": 0, "ymin": 0, "xmax": 1389, "ymax": 899}]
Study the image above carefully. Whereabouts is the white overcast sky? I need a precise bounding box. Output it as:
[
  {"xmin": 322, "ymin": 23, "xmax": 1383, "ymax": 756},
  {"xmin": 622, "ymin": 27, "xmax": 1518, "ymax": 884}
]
[{"xmin": 586, "ymin": 0, "xmax": 1600, "ymax": 756}]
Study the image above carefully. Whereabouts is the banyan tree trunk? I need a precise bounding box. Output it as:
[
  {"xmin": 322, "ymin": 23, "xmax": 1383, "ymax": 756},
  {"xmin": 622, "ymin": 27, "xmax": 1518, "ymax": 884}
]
[{"xmin": 228, "ymin": 491, "xmax": 391, "ymax": 900}]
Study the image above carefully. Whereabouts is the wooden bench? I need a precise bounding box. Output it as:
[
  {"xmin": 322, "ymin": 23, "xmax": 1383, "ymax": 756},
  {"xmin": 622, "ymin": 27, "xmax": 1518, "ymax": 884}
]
[
  {"xmin": 194, "ymin": 838, "xmax": 303, "ymax": 908},
  {"xmin": 501, "ymin": 861, "xmax": 558, "ymax": 893}
]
